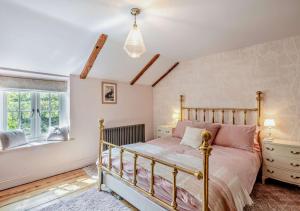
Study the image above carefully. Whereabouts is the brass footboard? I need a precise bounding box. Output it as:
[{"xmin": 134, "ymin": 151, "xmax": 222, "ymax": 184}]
[{"xmin": 97, "ymin": 119, "xmax": 211, "ymax": 211}]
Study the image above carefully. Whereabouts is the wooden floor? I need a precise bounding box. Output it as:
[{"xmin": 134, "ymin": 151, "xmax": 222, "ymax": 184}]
[{"xmin": 0, "ymin": 168, "xmax": 135, "ymax": 211}]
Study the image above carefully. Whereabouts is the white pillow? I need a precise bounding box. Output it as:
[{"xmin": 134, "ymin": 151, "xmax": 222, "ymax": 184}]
[
  {"xmin": 180, "ymin": 127, "xmax": 204, "ymax": 149},
  {"xmin": 47, "ymin": 127, "xmax": 69, "ymax": 141},
  {"xmin": 0, "ymin": 130, "xmax": 26, "ymax": 150}
]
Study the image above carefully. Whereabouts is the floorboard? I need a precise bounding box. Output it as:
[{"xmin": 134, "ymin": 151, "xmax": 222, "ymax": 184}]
[{"xmin": 0, "ymin": 168, "xmax": 102, "ymax": 211}]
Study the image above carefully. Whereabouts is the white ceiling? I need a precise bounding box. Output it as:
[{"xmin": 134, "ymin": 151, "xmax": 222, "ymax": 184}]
[{"xmin": 0, "ymin": 0, "xmax": 300, "ymax": 84}]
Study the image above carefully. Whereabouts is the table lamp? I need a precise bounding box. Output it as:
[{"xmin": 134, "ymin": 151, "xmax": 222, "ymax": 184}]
[{"xmin": 264, "ymin": 119, "xmax": 276, "ymax": 140}]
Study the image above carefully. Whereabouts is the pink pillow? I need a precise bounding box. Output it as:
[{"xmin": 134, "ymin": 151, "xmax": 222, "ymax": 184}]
[
  {"xmin": 214, "ymin": 124, "xmax": 256, "ymax": 152},
  {"xmin": 192, "ymin": 122, "xmax": 221, "ymax": 145},
  {"xmin": 173, "ymin": 120, "xmax": 193, "ymax": 138},
  {"xmin": 253, "ymin": 128, "xmax": 261, "ymax": 152},
  {"xmin": 173, "ymin": 121, "xmax": 221, "ymax": 145}
]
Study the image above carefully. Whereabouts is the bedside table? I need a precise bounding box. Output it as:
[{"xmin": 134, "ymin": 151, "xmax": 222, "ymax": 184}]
[
  {"xmin": 262, "ymin": 139, "xmax": 300, "ymax": 186},
  {"xmin": 156, "ymin": 125, "xmax": 174, "ymax": 138}
]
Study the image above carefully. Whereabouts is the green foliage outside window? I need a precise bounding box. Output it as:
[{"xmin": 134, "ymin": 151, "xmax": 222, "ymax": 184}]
[
  {"xmin": 7, "ymin": 92, "xmax": 32, "ymax": 136},
  {"xmin": 39, "ymin": 93, "xmax": 60, "ymax": 134},
  {"xmin": 6, "ymin": 91, "xmax": 61, "ymax": 137}
]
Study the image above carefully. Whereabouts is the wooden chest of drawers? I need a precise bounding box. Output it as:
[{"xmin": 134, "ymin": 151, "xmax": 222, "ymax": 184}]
[{"xmin": 262, "ymin": 139, "xmax": 300, "ymax": 186}]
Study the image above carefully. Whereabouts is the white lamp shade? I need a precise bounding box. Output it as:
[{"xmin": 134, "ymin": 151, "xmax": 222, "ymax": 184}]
[
  {"xmin": 124, "ymin": 25, "xmax": 146, "ymax": 58},
  {"xmin": 264, "ymin": 119, "xmax": 276, "ymax": 127}
]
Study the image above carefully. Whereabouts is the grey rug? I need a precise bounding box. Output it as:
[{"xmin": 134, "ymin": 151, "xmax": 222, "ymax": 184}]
[{"xmin": 36, "ymin": 189, "xmax": 131, "ymax": 211}]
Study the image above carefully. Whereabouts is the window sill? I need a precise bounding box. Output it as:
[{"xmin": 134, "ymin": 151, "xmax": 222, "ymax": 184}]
[{"xmin": 0, "ymin": 138, "xmax": 75, "ymax": 154}]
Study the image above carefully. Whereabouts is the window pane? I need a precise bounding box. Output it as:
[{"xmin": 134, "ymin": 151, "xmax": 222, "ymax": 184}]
[
  {"xmin": 40, "ymin": 111, "xmax": 49, "ymax": 134},
  {"xmin": 20, "ymin": 93, "xmax": 31, "ymax": 111},
  {"xmin": 21, "ymin": 111, "xmax": 31, "ymax": 136},
  {"xmin": 51, "ymin": 111, "xmax": 59, "ymax": 127},
  {"xmin": 40, "ymin": 93, "xmax": 49, "ymax": 111},
  {"xmin": 7, "ymin": 92, "xmax": 19, "ymax": 111},
  {"xmin": 50, "ymin": 93, "xmax": 59, "ymax": 111},
  {"xmin": 7, "ymin": 112, "xmax": 19, "ymax": 130}
]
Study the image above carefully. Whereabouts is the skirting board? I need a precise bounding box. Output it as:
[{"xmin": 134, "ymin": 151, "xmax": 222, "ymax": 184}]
[
  {"xmin": 103, "ymin": 172, "xmax": 166, "ymax": 211},
  {"xmin": 0, "ymin": 155, "xmax": 96, "ymax": 191}
]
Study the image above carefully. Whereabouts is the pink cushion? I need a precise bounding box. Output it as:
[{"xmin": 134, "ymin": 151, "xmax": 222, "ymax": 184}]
[
  {"xmin": 173, "ymin": 121, "xmax": 221, "ymax": 144},
  {"xmin": 173, "ymin": 120, "xmax": 193, "ymax": 138},
  {"xmin": 214, "ymin": 124, "xmax": 256, "ymax": 152},
  {"xmin": 192, "ymin": 122, "xmax": 221, "ymax": 145}
]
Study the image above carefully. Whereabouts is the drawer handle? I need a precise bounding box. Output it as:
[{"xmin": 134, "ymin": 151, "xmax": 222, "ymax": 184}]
[
  {"xmin": 267, "ymin": 169, "xmax": 274, "ymax": 174},
  {"xmin": 266, "ymin": 147, "xmax": 274, "ymax": 151},
  {"xmin": 290, "ymin": 175, "xmax": 300, "ymax": 179},
  {"xmin": 290, "ymin": 162, "xmax": 300, "ymax": 167},
  {"xmin": 290, "ymin": 150, "xmax": 300, "ymax": 155},
  {"xmin": 165, "ymin": 131, "xmax": 170, "ymax": 133},
  {"xmin": 266, "ymin": 158, "xmax": 274, "ymax": 162}
]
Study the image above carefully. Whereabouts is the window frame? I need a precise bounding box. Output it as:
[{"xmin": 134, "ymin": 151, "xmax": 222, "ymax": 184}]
[
  {"xmin": 2, "ymin": 91, "xmax": 34, "ymax": 137},
  {"xmin": 36, "ymin": 92, "xmax": 63, "ymax": 137},
  {"xmin": 2, "ymin": 90, "xmax": 65, "ymax": 140}
]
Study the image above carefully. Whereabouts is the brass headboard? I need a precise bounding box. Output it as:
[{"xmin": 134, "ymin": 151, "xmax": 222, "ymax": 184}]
[{"xmin": 180, "ymin": 91, "xmax": 263, "ymax": 126}]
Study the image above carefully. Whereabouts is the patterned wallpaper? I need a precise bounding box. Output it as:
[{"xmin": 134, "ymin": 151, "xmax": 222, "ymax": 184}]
[{"xmin": 154, "ymin": 35, "xmax": 300, "ymax": 142}]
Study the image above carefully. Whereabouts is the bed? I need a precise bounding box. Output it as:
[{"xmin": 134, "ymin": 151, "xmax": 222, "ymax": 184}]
[{"xmin": 97, "ymin": 91, "xmax": 263, "ymax": 211}]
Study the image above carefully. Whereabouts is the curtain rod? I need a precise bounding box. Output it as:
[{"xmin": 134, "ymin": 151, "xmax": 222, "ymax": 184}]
[{"xmin": 0, "ymin": 66, "xmax": 69, "ymax": 78}]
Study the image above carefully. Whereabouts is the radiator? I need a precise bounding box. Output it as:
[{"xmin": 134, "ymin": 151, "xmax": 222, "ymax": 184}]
[{"xmin": 104, "ymin": 124, "xmax": 145, "ymax": 147}]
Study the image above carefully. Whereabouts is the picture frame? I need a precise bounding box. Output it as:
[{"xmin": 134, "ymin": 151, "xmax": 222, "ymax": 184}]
[{"xmin": 102, "ymin": 82, "xmax": 117, "ymax": 104}]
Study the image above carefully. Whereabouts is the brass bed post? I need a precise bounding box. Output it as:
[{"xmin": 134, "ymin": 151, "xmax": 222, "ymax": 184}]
[
  {"xmin": 98, "ymin": 119, "xmax": 105, "ymax": 191},
  {"xmin": 221, "ymin": 110, "xmax": 225, "ymax": 124},
  {"xmin": 120, "ymin": 149, "xmax": 124, "ymax": 178},
  {"xmin": 256, "ymin": 91, "xmax": 262, "ymax": 126},
  {"xmin": 200, "ymin": 130, "xmax": 212, "ymax": 211},
  {"xmin": 133, "ymin": 153, "xmax": 138, "ymax": 186},
  {"xmin": 149, "ymin": 160, "xmax": 155, "ymax": 196},
  {"xmin": 171, "ymin": 168, "xmax": 178, "ymax": 209},
  {"xmin": 180, "ymin": 95, "xmax": 184, "ymax": 121}
]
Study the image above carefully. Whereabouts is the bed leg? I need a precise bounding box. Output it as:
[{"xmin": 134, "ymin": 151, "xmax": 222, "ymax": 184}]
[{"xmin": 98, "ymin": 166, "xmax": 103, "ymax": 191}]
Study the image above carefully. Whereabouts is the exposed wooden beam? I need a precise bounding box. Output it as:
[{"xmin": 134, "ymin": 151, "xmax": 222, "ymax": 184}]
[
  {"xmin": 152, "ymin": 62, "xmax": 179, "ymax": 87},
  {"xmin": 130, "ymin": 54, "xmax": 160, "ymax": 85},
  {"xmin": 80, "ymin": 34, "xmax": 108, "ymax": 79}
]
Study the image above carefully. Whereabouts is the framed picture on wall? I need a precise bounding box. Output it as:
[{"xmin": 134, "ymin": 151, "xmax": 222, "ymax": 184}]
[{"xmin": 102, "ymin": 82, "xmax": 117, "ymax": 104}]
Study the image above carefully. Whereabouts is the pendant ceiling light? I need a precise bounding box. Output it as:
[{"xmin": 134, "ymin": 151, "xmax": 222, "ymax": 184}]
[{"xmin": 124, "ymin": 8, "xmax": 146, "ymax": 58}]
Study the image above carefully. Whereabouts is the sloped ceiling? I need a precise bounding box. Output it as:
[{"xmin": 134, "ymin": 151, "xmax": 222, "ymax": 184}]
[{"xmin": 0, "ymin": 0, "xmax": 300, "ymax": 85}]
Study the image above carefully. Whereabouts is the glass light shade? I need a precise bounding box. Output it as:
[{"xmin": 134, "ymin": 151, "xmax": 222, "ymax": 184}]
[
  {"xmin": 124, "ymin": 24, "xmax": 146, "ymax": 58},
  {"xmin": 264, "ymin": 119, "xmax": 275, "ymax": 127}
]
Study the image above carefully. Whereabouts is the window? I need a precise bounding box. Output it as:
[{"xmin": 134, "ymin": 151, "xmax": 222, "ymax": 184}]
[
  {"xmin": 2, "ymin": 91, "xmax": 67, "ymax": 140},
  {"xmin": 39, "ymin": 93, "xmax": 60, "ymax": 134},
  {"xmin": 5, "ymin": 92, "xmax": 33, "ymax": 136}
]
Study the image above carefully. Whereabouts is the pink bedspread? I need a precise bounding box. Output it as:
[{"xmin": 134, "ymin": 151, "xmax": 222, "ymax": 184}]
[{"xmin": 101, "ymin": 136, "xmax": 261, "ymax": 211}]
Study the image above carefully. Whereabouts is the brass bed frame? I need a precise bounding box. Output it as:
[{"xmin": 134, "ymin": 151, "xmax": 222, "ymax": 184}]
[{"xmin": 98, "ymin": 91, "xmax": 263, "ymax": 211}]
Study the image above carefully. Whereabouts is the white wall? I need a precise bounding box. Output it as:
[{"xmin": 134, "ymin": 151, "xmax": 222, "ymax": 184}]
[
  {"xmin": 154, "ymin": 35, "xmax": 300, "ymax": 142},
  {"xmin": 0, "ymin": 75, "xmax": 153, "ymax": 190}
]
